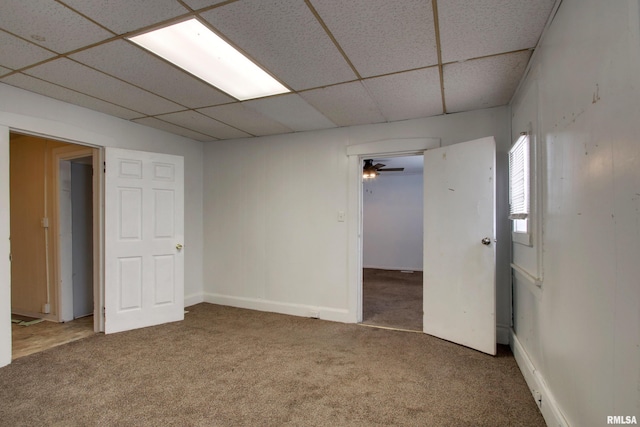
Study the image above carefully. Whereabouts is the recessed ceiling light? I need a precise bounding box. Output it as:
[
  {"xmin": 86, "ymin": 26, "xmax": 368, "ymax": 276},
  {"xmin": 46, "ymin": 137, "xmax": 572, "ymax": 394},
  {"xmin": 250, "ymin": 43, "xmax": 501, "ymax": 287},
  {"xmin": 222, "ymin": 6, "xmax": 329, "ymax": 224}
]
[{"xmin": 128, "ymin": 18, "xmax": 290, "ymax": 101}]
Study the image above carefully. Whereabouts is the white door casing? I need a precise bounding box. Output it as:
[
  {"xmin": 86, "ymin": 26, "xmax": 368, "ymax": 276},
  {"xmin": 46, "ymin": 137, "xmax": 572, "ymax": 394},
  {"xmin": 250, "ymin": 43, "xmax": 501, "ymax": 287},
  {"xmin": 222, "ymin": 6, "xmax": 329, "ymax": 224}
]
[
  {"xmin": 105, "ymin": 148, "xmax": 184, "ymax": 333},
  {"xmin": 423, "ymin": 137, "xmax": 496, "ymax": 355}
]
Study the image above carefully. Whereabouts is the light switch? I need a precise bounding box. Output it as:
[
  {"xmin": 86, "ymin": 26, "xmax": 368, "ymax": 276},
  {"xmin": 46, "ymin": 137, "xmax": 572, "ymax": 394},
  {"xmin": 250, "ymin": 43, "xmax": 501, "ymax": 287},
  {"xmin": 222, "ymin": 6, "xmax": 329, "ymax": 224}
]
[{"xmin": 337, "ymin": 211, "xmax": 346, "ymax": 222}]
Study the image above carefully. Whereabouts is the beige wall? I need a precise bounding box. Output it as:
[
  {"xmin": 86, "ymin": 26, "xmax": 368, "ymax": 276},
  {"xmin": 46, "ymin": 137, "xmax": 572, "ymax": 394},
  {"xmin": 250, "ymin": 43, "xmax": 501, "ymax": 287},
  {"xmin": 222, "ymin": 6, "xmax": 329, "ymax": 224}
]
[{"xmin": 9, "ymin": 133, "xmax": 71, "ymax": 317}]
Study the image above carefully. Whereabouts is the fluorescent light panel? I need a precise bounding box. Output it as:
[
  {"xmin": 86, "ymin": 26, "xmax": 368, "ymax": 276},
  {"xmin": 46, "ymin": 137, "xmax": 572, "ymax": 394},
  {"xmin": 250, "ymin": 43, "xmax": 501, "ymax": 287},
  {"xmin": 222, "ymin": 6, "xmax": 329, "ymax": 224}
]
[{"xmin": 128, "ymin": 19, "xmax": 290, "ymax": 101}]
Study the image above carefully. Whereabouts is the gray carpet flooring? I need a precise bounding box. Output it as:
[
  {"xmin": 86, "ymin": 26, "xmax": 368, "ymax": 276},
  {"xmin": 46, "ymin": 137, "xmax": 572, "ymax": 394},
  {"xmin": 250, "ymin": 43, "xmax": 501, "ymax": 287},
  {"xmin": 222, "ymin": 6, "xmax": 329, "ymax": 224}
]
[
  {"xmin": 362, "ymin": 268, "xmax": 423, "ymax": 331},
  {"xmin": 0, "ymin": 303, "xmax": 544, "ymax": 426}
]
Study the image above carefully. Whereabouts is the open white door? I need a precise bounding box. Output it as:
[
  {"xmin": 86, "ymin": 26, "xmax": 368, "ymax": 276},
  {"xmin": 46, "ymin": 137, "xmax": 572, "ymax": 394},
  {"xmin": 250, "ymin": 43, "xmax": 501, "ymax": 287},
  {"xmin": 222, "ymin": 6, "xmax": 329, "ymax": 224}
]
[
  {"xmin": 105, "ymin": 148, "xmax": 184, "ymax": 334},
  {"xmin": 423, "ymin": 137, "xmax": 496, "ymax": 355}
]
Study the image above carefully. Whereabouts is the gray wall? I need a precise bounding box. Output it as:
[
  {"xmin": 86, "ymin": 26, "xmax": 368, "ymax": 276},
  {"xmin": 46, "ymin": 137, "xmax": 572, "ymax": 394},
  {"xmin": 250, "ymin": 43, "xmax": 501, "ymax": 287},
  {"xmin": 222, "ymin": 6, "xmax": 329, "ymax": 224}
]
[
  {"xmin": 203, "ymin": 106, "xmax": 511, "ymax": 340},
  {"xmin": 510, "ymin": 0, "xmax": 640, "ymax": 424},
  {"xmin": 363, "ymin": 172, "xmax": 423, "ymax": 271}
]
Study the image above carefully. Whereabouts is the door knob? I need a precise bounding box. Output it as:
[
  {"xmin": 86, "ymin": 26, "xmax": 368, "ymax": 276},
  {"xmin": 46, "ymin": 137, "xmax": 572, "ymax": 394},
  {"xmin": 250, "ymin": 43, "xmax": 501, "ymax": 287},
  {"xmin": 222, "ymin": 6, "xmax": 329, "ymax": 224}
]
[
  {"xmin": 176, "ymin": 243, "xmax": 183, "ymax": 250},
  {"xmin": 481, "ymin": 237, "xmax": 491, "ymax": 246}
]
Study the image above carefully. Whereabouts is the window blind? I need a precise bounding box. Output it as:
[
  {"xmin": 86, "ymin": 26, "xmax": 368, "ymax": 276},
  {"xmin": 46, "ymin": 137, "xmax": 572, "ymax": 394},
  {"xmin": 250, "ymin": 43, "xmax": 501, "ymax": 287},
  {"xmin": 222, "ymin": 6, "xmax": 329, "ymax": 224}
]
[{"xmin": 509, "ymin": 133, "xmax": 530, "ymax": 220}]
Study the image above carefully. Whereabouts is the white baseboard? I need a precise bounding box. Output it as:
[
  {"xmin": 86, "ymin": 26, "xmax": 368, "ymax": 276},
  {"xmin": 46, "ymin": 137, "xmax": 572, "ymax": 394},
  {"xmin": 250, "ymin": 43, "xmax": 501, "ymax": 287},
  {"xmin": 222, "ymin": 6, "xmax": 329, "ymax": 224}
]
[
  {"xmin": 363, "ymin": 265, "xmax": 424, "ymax": 272},
  {"xmin": 511, "ymin": 331, "xmax": 569, "ymax": 427},
  {"xmin": 203, "ymin": 293, "xmax": 353, "ymax": 323},
  {"xmin": 184, "ymin": 293, "xmax": 204, "ymax": 308},
  {"xmin": 496, "ymin": 324, "xmax": 510, "ymax": 345}
]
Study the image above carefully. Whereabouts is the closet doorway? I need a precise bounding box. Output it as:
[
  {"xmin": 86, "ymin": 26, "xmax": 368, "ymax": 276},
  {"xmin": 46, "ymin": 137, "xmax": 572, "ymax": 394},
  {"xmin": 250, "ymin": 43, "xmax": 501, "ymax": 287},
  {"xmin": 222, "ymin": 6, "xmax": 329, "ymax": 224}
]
[{"xmin": 9, "ymin": 133, "xmax": 99, "ymax": 359}]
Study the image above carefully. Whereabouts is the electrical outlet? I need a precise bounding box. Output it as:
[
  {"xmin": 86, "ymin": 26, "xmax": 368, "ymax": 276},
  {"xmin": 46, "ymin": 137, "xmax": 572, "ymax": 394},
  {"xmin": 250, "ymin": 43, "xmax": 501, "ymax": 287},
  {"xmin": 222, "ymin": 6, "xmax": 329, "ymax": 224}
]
[{"xmin": 337, "ymin": 211, "xmax": 346, "ymax": 222}]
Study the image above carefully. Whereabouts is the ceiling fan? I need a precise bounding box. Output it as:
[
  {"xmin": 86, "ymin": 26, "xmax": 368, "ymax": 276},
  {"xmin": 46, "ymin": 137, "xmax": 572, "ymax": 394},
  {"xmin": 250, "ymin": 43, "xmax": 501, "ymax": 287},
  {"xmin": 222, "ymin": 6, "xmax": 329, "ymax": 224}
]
[{"xmin": 362, "ymin": 159, "xmax": 404, "ymax": 179}]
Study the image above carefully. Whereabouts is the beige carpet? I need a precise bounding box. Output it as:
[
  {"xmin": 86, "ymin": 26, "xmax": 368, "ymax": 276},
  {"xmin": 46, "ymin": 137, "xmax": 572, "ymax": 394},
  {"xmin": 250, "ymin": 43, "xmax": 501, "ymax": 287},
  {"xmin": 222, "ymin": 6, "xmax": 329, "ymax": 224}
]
[
  {"xmin": 0, "ymin": 303, "xmax": 544, "ymax": 426},
  {"xmin": 362, "ymin": 268, "xmax": 423, "ymax": 331}
]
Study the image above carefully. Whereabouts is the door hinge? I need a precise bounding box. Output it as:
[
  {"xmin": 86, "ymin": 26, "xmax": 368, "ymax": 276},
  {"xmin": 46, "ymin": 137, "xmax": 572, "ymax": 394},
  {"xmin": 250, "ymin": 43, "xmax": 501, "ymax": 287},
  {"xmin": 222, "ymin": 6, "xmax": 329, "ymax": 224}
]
[{"xmin": 103, "ymin": 161, "xmax": 106, "ymax": 174}]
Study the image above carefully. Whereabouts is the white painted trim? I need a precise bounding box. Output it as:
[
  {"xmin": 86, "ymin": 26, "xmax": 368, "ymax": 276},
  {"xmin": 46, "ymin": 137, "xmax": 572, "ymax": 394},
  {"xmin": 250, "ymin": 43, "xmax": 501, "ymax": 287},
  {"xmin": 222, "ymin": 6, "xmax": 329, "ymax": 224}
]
[
  {"xmin": 0, "ymin": 127, "xmax": 10, "ymax": 367},
  {"xmin": 9, "ymin": 309, "xmax": 55, "ymax": 321},
  {"xmin": 346, "ymin": 137, "xmax": 441, "ymax": 156},
  {"xmin": 203, "ymin": 294, "xmax": 352, "ymax": 323},
  {"xmin": 511, "ymin": 331, "xmax": 569, "ymax": 427},
  {"xmin": 363, "ymin": 265, "xmax": 424, "ymax": 272},
  {"xmin": 511, "ymin": 263, "xmax": 543, "ymax": 298},
  {"xmin": 496, "ymin": 324, "xmax": 510, "ymax": 345},
  {"xmin": 184, "ymin": 293, "xmax": 204, "ymax": 308},
  {"xmin": 52, "ymin": 146, "xmax": 96, "ymax": 324}
]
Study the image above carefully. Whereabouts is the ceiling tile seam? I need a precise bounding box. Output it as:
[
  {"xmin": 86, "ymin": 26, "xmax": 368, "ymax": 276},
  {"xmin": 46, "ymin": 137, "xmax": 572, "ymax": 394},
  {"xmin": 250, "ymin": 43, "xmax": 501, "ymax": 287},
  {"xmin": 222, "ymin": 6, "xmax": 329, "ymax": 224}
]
[
  {"xmin": 135, "ymin": 116, "xmax": 218, "ymax": 140},
  {"xmin": 55, "ymin": 0, "xmax": 118, "ymax": 36},
  {"xmin": 183, "ymin": 0, "xmax": 242, "ymax": 14},
  {"xmin": 441, "ymin": 48, "xmax": 534, "ymax": 67},
  {"xmin": 156, "ymin": 109, "xmax": 257, "ymax": 139},
  {"xmin": 63, "ymin": 57, "xmax": 193, "ymax": 111},
  {"xmin": 195, "ymin": 106, "xmax": 293, "ymax": 135},
  {"xmin": 5, "ymin": 72, "xmax": 146, "ymax": 117},
  {"xmin": 304, "ymin": 0, "xmax": 362, "ymax": 80},
  {"xmin": 359, "ymin": 80, "xmax": 390, "ymax": 123},
  {"xmin": 432, "ymin": 0, "xmax": 447, "ymax": 114},
  {"xmin": 147, "ymin": 115, "xmax": 220, "ymax": 140},
  {"xmin": 194, "ymin": 17, "xmax": 295, "ymax": 96},
  {"xmin": 509, "ymin": 0, "xmax": 563, "ymax": 106}
]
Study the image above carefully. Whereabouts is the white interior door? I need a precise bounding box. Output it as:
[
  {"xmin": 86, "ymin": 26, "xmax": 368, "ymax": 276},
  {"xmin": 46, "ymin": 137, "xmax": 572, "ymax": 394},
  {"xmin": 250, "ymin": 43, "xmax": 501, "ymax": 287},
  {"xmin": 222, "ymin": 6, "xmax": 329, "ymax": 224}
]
[
  {"xmin": 105, "ymin": 148, "xmax": 184, "ymax": 334},
  {"xmin": 423, "ymin": 137, "xmax": 496, "ymax": 355}
]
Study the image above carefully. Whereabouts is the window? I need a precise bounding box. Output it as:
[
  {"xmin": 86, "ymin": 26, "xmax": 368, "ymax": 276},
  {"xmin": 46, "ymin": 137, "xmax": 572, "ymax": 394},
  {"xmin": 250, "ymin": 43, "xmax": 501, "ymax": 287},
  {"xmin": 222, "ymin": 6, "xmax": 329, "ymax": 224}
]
[{"xmin": 509, "ymin": 132, "xmax": 530, "ymax": 242}]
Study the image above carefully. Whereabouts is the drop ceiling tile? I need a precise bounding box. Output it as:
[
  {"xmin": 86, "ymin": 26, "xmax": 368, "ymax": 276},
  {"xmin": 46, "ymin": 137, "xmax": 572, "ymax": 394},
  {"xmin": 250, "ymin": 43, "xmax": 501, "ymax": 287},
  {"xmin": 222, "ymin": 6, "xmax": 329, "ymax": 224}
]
[
  {"xmin": 200, "ymin": 0, "xmax": 356, "ymax": 90},
  {"xmin": 198, "ymin": 103, "xmax": 293, "ymax": 136},
  {"xmin": 364, "ymin": 67, "xmax": 442, "ymax": 122},
  {"xmin": 300, "ymin": 82, "xmax": 385, "ymax": 127},
  {"xmin": 243, "ymin": 94, "xmax": 336, "ymax": 132},
  {"xmin": 438, "ymin": 0, "xmax": 555, "ymax": 63},
  {"xmin": 0, "ymin": 67, "xmax": 13, "ymax": 77},
  {"xmin": 157, "ymin": 110, "xmax": 252, "ymax": 140},
  {"xmin": 181, "ymin": 0, "xmax": 229, "ymax": 11},
  {"xmin": 0, "ymin": 0, "xmax": 114, "ymax": 53},
  {"xmin": 25, "ymin": 58, "xmax": 183, "ymax": 115},
  {"xmin": 444, "ymin": 51, "xmax": 531, "ymax": 113},
  {"xmin": 0, "ymin": 31, "xmax": 56, "ymax": 70},
  {"xmin": 310, "ymin": 0, "xmax": 437, "ymax": 77},
  {"xmin": 133, "ymin": 117, "xmax": 216, "ymax": 142},
  {"xmin": 71, "ymin": 40, "xmax": 234, "ymax": 108},
  {"xmin": 1, "ymin": 73, "xmax": 142, "ymax": 120},
  {"xmin": 60, "ymin": 0, "xmax": 189, "ymax": 34}
]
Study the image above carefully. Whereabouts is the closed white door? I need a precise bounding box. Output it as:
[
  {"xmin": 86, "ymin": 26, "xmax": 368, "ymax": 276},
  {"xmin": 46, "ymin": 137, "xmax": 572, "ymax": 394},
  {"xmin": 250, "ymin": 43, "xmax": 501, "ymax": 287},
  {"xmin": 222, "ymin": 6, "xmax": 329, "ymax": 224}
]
[
  {"xmin": 423, "ymin": 137, "xmax": 496, "ymax": 355},
  {"xmin": 104, "ymin": 148, "xmax": 184, "ymax": 333}
]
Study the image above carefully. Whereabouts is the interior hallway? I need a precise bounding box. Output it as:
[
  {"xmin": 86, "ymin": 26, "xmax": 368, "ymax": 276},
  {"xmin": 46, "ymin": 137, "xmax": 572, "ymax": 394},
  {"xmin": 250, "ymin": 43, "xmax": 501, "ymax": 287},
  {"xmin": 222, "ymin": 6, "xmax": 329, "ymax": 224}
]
[{"xmin": 362, "ymin": 268, "xmax": 423, "ymax": 331}]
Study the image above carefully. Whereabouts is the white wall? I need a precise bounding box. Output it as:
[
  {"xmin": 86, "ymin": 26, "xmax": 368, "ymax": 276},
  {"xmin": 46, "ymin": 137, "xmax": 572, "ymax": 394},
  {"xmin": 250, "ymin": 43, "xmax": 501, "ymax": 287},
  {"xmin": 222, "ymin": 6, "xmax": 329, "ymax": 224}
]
[
  {"xmin": 0, "ymin": 83, "xmax": 205, "ymax": 367},
  {"xmin": 203, "ymin": 106, "xmax": 511, "ymax": 339},
  {"xmin": 363, "ymin": 172, "xmax": 423, "ymax": 271},
  {"xmin": 510, "ymin": 0, "xmax": 640, "ymax": 425}
]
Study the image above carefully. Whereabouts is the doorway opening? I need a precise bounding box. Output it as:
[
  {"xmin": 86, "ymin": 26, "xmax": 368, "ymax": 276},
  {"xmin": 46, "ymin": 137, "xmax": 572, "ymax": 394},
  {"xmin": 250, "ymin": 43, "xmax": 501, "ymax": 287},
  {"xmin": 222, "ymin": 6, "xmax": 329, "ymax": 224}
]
[
  {"xmin": 9, "ymin": 132, "xmax": 100, "ymax": 359},
  {"xmin": 360, "ymin": 154, "xmax": 424, "ymax": 332}
]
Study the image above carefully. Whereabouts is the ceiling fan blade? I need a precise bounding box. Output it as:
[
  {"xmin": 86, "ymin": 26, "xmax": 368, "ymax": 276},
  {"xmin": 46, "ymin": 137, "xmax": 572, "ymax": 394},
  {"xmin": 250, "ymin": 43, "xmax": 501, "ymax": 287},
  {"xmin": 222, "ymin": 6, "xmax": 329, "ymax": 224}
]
[
  {"xmin": 373, "ymin": 163, "xmax": 386, "ymax": 169},
  {"xmin": 379, "ymin": 168, "xmax": 404, "ymax": 172}
]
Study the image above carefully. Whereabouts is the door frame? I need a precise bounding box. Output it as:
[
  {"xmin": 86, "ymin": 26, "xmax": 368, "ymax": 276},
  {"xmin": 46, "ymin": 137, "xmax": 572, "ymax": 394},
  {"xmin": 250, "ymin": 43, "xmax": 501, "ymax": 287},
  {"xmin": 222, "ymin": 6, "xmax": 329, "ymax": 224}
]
[
  {"xmin": 9, "ymin": 129, "xmax": 106, "ymax": 333},
  {"xmin": 346, "ymin": 138, "xmax": 441, "ymax": 322},
  {"xmin": 52, "ymin": 145, "xmax": 101, "ymax": 330}
]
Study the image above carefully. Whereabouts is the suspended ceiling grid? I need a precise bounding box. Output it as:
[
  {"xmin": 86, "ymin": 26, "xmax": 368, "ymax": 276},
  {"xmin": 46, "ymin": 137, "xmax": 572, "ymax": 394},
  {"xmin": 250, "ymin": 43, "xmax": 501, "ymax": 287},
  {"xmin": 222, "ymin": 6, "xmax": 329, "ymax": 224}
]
[{"xmin": 0, "ymin": 0, "xmax": 557, "ymax": 142}]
